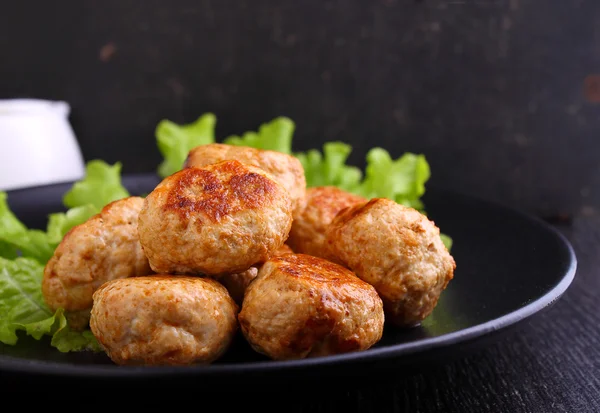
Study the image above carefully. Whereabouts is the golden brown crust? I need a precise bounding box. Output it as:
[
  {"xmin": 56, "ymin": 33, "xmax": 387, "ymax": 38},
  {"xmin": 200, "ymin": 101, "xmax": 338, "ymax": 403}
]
[
  {"xmin": 287, "ymin": 186, "xmax": 366, "ymax": 259},
  {"xmin": 218, "ymin": 267, "xmax": 258, "ymax": 305},
  {"xmin": 163, "ymin": 160, "xmax": 279, "ymax": 222},
  {"xmin": 42, "ymin": 196, "xmax": 151, "ymax": 330},
  {"xmin": 184, "ymin": 143, "xmax": 306, "ymax": 213},
  {"xmin": 276, "ymin": 243, "xmax": 294, "ymax": 256},
  {"xmin": 326, "ymin": 198, "xmax": 456, "ymax": 327},
  {"xmin": 218, "ymin": 243, "xmax": 295, "ymax": 305},
  {"xmin": 238, "ymin": 254, "xmax": 384, "ymax": 360},
  {"xmin": 138, "ymin": 161, "xmax": 293, "ymax": 276},
  {"xmin": 264, "ymin": 253, "xmax": 363, "ymax": 287},
  {"xmin": 90, "ymin": 275, "xmax": 238, "ymax": 366}
]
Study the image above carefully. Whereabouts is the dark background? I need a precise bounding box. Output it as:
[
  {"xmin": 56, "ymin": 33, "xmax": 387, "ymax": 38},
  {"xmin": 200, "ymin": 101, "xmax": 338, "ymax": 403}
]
[
  {"xmin": 1, "ymin": 0, "xmax": 599, "ymax": 411},
  {"xmin": 1, "ymin": 0, "xmax": 599, "ymax": 217}
]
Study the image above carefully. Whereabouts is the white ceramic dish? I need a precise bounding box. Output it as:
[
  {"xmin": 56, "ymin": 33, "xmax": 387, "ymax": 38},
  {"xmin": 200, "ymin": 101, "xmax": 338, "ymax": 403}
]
[{"xmin": 0, "ymin": 99, "xmax": 85, "ymax": 191}]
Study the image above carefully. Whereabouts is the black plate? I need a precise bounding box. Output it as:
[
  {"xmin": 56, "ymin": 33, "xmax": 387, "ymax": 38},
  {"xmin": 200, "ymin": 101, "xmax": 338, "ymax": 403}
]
[{"xmin": 0, "ymin": 174, "xmax": 577, "ymax": 386}]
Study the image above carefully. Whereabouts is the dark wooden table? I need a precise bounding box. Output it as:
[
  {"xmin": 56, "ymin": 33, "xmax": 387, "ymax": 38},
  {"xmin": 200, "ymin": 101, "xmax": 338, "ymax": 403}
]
[{"xmin": 261, "ymin": 216, "xmax": 598, "ymax": 413}]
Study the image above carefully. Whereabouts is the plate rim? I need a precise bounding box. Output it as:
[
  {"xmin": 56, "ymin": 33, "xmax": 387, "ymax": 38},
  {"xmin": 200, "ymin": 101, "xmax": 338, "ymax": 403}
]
[{"xmin": 0, "ymin": 178, "xmax": 578, "ymax": 378}]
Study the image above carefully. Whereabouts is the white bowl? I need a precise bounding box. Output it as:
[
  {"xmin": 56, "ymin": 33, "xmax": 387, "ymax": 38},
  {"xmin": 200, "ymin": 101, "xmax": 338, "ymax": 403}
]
[{"xmin": 0, "ymin": 99, "xmax": 85, "ymax": 191}]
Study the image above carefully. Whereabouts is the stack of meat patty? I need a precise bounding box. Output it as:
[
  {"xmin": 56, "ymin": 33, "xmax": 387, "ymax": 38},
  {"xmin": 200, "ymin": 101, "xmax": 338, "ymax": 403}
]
[{"xmin": 41, "ymin": 143, "xmax": 455, "ymax": 366}]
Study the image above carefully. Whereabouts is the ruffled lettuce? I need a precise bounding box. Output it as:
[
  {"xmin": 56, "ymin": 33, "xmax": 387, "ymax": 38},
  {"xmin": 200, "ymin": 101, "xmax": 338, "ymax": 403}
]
[
  {"xmin": 354, "ymin": 148, "xmax": 430, "ymax": 212},
  {"xmin": 0, "ymin": 257, "xmax": 51, "ymax": 344},
  {"xmin": 297, "ymin": 145, "xmax": 430, "ymax": 212},
  {"xmin": 46, "ymin": 204, "xmax": 99, "ymax": 245},
  {"xmin": 223, "ymin": 116, "xmax": 294, "ymax": 154},
  {"xmin": 156, "ymin": 113, "xmax": 216, "ymax": 177},
  {"xmin": 0, "ymin": 192, "xmax": 54, "ymax": 263},
  {"xmin": 0, "ymin": 161, "xmax": 125, "ymax": 351},
  {"xmin": 294, "ymin": 142, "xmax": 362, "ymax": 191},
  {"xmin": 63, "ymin": 160, "xmax": 130, "ymax": 209},
  {"xmin": 0, "ymin": 192, "xmax": 99, "ymax": 263},
  {"xmin": 0, "ymin": 256, "xmax": 100, "ymax": 351}
]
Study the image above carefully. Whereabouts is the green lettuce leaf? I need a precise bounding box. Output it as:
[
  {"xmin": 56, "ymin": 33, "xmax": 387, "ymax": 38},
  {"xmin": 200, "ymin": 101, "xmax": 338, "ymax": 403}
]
[
  {"xmin": 0, "ymin": 192, "xmax": 54, "ymax": 262},
  {"xmin": 156, "ymin": 113, "xmax": 217, "ymax": 177},
  {"xmin": 48, "ymin": 308, "xmax": 102, "ymax": 353},
  {"xmin": 354, "ymin": 148, "xmax": 430, "ymax": 212},
  {"xmin": 46, "ymin": 204, "xmax": 99, "ymax": 245},
  {"xmin": 62, "ymin": 160, "xmax": 130, "ymax": 210},
  {"xmin": 0, "ymin": 257, "xmax": 50, "ymax": 344},
  {"xmin": 0, "ymin": 192, "xmax": 27, "ymax": 235},
  {"xmin": 1, "ymin": 191, "xmax": 99, "ymax": 262},
  {"xmin": 294, "ymin": 142, "xmax": 363, "ymax": 191},
  {"xmin": 0, "ymin": 240, "xmax": 18, "ymax": 260},
  {"xmin": 223, "ymin": 116, "xmax": 294, "ymax": 154},
  {"xmin": 0, "ymin": 162, "xmax": 127, "ymax": 354},
  {"xmin": 9, "ymin": 230, "xmax": 55, "ymax": 264},
  {"xmin": 0, "ymin": 256, "xmax": 100, "ymax": 352}
]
